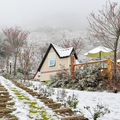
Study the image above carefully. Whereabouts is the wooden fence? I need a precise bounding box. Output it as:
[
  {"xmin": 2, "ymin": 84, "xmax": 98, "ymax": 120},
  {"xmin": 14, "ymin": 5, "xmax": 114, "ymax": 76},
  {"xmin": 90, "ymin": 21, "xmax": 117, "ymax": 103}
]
[{"xmin": 71, "ymin": 58, "xmax": 120, "ymax": 80}]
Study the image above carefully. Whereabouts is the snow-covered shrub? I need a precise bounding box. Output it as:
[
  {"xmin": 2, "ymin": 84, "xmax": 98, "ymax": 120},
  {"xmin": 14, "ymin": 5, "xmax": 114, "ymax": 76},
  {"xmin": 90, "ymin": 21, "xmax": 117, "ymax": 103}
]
[
  {"xmin": 51, "ymin": 81, "xmax": 59, "ymax": 87},
  {"xmin": 48, "ymin": 71, "xmax": 71, "ymax": 88},
  {"xmin": 8, "ymin": 74, "xmax": 14, "ymax": 79},
  {"xmin": 66, "ymin": 84, "xmax": 71, "ymax": 89},
  {"xmin": 47, "ymin": 79, "xmax": 56, "ymax": 86},
  {"xmin": 77, "ymin": 84, "xmax": 85, "ymax": 91},
  {"xmin": 17, "ymin": 68, "xmax": 24, "ymax": 74},
  {"xmin": 66, "ymin": 93, "xmax": 79, "ymax": 109},
  {"xmin": 39, "ymin": 86, "xmax": 54, "ymax": 97},
  {"xmin": 56, "ymin": 89, "xmax": 67, "ymax": 103},
  {"xmin": 28, "ymin": 74, "xmax": 34, "ymax": 80},
  {"xmin": 1, "ymin": 72, "xmax": 12, "ymax": 79},
  {"xmin": 34, "ymin": 86, "xmax": 38, "ymax": 90},
  {"xmin": 26, "ymin": 82, "xmax": 33, "ymax": 87},
  {"xmin": 1, "ymin": 70, "xmax": 25, "ymax": 80},
  {"xmin": 71, "ymin": 83, "xmax": 78, "ymax": 89},
  {"xmin": 16, "ymin": 72, "xmax": 24, "ymax": 79},
  {"xmin": 57, "ymin": 80, "xmax": 63, "ymax": 87},
  {"xmin": 47, "ymin": 64, "xmax": 105, "ymax": 91},
  {"xmin": 84, "ymin": 104, "xmax": 110, "ymax": 120}
]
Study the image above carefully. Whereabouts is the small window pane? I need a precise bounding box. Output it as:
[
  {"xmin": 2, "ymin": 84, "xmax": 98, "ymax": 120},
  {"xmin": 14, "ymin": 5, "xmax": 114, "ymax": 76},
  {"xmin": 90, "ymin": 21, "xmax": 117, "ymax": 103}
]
[{"xmin": 49, "ymin": 60, "xmax": 55, "ymax": 66}]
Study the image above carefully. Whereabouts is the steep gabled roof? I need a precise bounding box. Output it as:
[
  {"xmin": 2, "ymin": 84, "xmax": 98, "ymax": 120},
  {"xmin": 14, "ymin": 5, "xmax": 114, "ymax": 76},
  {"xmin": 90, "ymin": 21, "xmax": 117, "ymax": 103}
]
[
  {"xmin": 37, "ymin": 43, "xmax": 78, "ymax": 71},
  {"xmin": 52, "ymin": 44, "xmax": 75, "ymax": 58}
]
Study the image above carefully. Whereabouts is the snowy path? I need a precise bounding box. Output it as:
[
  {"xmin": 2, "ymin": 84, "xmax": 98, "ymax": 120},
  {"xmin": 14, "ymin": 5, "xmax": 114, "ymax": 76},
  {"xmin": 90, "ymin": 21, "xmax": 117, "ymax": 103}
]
[
  {"xmin": 1, "ymin": 76, "xmax": 120, "ymax": 120},
  {"xmin": 0, "ymin": 76, "xmax": 59, "ymax": 120},
  {"xmin": 30, "ymin": 81, "xmax": 120, "ymax": 120}
]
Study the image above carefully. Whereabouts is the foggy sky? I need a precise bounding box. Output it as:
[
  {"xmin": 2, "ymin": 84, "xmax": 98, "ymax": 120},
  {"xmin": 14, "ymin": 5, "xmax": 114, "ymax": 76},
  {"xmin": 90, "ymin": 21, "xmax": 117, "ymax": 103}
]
[{"xmin": 0, "ymin": 0, "xmax": 120, "ymax": 31}]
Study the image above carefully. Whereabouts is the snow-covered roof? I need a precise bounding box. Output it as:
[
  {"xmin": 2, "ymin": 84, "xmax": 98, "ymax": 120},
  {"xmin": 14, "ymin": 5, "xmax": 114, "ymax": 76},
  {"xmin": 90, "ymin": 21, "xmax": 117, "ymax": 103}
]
[
  {"xmin": 52, "ymin": 44, "xmax": 73, "ymax": 57},
  {"xmin": 37, "ymin": 43, "xmax": 78, "ymax": 71}
]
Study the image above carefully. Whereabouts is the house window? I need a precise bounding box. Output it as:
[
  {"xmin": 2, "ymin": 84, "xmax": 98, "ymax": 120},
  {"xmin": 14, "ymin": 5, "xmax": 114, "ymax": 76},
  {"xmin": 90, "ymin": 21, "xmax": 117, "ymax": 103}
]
[
  {"xmin": 49, "ymin": 59, "xmax": 55, "ymax": 67},
  {"xmin": 38, "ymin": 75, "xmax": 40, "ymax": 78}
]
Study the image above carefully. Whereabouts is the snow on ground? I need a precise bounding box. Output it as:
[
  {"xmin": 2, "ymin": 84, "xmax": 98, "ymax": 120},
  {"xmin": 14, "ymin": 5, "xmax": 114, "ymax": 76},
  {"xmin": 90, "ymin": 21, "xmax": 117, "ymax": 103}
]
[
  {"xmin": 0, "ymin": 76, "xmax": 60, "ymax": 120},
  {"xmin": 1, "ymin": 76, "xmax": 120, "ymax": 120},
  {"xmin": 28, "ymin": 80, "xmax": 120, "ymax": 120}
]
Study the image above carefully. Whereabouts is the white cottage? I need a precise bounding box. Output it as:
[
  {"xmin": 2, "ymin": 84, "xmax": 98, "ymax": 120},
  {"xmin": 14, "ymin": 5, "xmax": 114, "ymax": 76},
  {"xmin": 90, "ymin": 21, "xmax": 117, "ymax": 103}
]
[{"xmin": 33, "ymin": 43, "xmax": 78, "ymax": 81}]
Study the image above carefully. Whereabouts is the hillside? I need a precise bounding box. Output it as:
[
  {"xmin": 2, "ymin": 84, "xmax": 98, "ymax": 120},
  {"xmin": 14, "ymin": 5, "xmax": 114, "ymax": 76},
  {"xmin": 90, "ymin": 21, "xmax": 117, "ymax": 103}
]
[{"xmin": 27, "ymin": 27, "xmax": 94, "ymax": 61}]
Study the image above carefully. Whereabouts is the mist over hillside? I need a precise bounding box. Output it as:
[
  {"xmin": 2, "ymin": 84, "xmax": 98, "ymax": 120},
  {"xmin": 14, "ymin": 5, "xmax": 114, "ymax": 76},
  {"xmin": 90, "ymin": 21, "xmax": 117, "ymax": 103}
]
[
  {"xmin": 27, "ymin": 26, "xmax": 94, "ymax": 61},
  {"xmin": 0, "ymin": 25, "xmax": 101, "ymax": 63}
]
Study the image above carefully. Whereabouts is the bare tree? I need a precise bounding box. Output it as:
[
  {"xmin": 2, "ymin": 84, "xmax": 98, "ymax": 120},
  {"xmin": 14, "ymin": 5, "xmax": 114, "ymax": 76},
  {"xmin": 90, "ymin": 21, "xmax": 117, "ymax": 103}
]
[
  {"xmin": 18, "ymin": 44, "xmax": 35, "ymax": 81},
  {"xmin": 0, "ymin": 39, "xmax": 5, "ymax": 57},
  {"xmin": 2, "ymin": 26, "xmax": 29, "ymax": 76},
  {"xmin": 61, "ymin": 37, "xmax": 83, "ymax": 55},
  {"xmin": 87, "ymin": 1, "xmax": 120, "ymax": 80},
  {"xmin": 3, "ymin": 45, "xmax": 12, "ymax": 73},
  {"xmin": 39, "ymin": 43, "xmax": 49, "ymax": 59},
  {"xmin": 0, "ymin": 38, "xmax": 12, "ymax": 73}
]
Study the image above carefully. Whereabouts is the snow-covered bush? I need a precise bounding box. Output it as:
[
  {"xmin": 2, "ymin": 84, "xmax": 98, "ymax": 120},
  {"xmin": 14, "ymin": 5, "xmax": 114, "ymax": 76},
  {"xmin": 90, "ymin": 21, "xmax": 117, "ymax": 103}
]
[
  {"xmin": 15, "ymin": 72, "xmax": 24, "ymax": 79},
  {"xmin": 17, "ymin": 68, "xmax": 24, "ymax": 74},
  {"xmin": 39, "ymin": 86, "xmax": 55, "ymax": 97},
  {"xmin": 0, "ymin": 70, "xmax": 24, "ymax": 80},
  {"xmin": 0, "ymin": 72, "xmax": 15, "ymax": 79},
  {"xmin": 56, "ymin": 89, "xmax": 67, "ymax": 103},
  {"xmin": 47, "ymin": 64, "xmax": 105, "ymax": 91},
  {"xmin": 66, "ymin": 93, "xmax": 79, "ymax": 109},
  {"xmin": 48, "ymin": 71, "xmax": 71, "ymax": 88},
  {"xmin": 84, "ymin": 104, "xmax": 110, "ymax": 120},
  {"xmin": 1, "ymin": 72, "xmax": 11, "ymax": 78},
  {"xmin": 26, "ymin": 82, "xmax": 33, "ymax": 87}
]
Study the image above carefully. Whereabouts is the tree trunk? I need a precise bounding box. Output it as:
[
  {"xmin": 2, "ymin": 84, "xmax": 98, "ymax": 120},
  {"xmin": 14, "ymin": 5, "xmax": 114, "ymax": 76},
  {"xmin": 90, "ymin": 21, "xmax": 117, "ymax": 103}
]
[
  {"xmin": 114, "ymin": 50, "xmax": 117, "ymax": 81},
  {"xmin": 14, "ymin": 53, "xmax": 17, "ymax": 77},
  {"xmin": 27, "ymin": 71, "xmax": 29, "ymax": 80},
  {"xmin": 6, "ymin": 56, "xmax": 9, "ymax": 73},
  {"xmin": 24, "ymin": 71, "xmax": 26, "ymax": 82},
  {"xmin": 114, "ymin": 35, "xmax": 119, "ymax": 81},
  {"xmin": 24, "ymin": 66, "xmax": 27, "ymax": 82}
]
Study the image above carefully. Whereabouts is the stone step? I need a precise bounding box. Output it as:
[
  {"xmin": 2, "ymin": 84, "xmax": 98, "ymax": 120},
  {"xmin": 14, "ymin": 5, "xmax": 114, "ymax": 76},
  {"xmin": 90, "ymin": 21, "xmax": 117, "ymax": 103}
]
[
  {"xmin": 0, "ymin": 106, "xmax": 6, "ymax": 109},
  {"xmin": 0, "ymin": 87, "xmax": 8, "ymax": 91},
  {"xmin": 40, "ymin": 98, "xmax": 54, "ymax": 104},
  {"xmin": 0, "ymin": 95, "xmax": 11, "ymax": 98},
  {"xmin": 61, "ymin": 115, "xmax": 88, "ymax": 120},
  {"xmin": 7, "ymin": 102, "xmax": 15, "ymax": 106},
  {"xmin": 0, "ymin": 92, "xmax": 9, "ymax": 95},
  {"xmin": 3, "ymin": 117, "xmax": 18, "ymax": 120},
  {"xmin": 28, "ymin": 92, "xmax": 38, "ymax": 96},
  {"xmin": 0, "ymin": 102, "xmax": 15, "ymax": 107},
  {"xmin": 53, "ymin": 108, "xmax": 74, "ymax": 116},
  {"xmin": 37, "ymin": 94, "xmax": 43, "ymax": 97},
  {"xmin": 37, "ymin": 96, "xmax": 48, "ymax": 99},
  {"xmin": 0, "ymin": 98, "xmax": 12, "ymax": 102},
  {"xmin": 45, "ymin": 103, "xmax": 62, "ymax": 109},
  {"xmin": 0, "ymin": 108, "xmax": 16, "ymax": 113},
  {"xmin": 19, "ymin": 86, "xmax": 27, "ymax": 89},
  {"xmin": 25, "ymin": 89, "xmax": 33, "ymax": 92}
]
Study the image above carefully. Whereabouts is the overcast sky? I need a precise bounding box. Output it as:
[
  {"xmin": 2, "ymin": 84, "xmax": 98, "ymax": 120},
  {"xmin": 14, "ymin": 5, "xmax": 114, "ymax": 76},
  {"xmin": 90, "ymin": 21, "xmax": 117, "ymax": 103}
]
[{"xmin": 0, "ymin": 0, "xmax": 120, "ymax": 31}]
